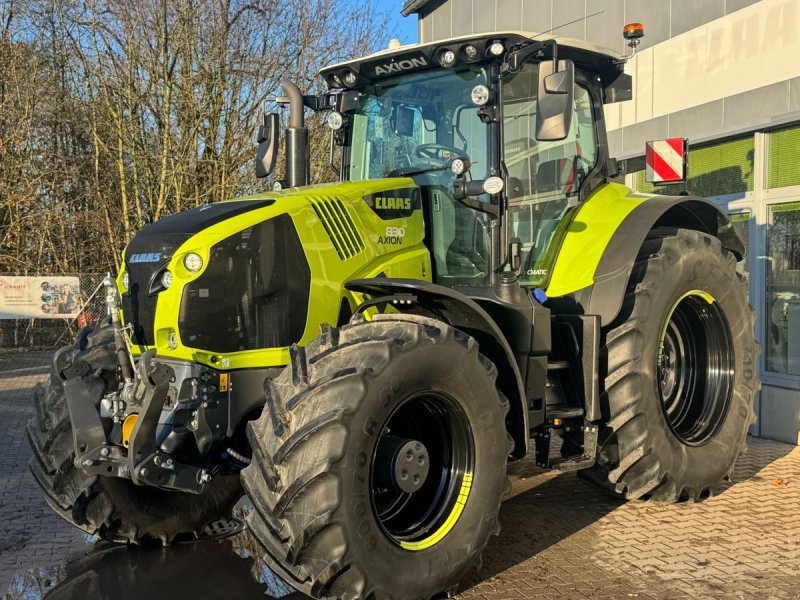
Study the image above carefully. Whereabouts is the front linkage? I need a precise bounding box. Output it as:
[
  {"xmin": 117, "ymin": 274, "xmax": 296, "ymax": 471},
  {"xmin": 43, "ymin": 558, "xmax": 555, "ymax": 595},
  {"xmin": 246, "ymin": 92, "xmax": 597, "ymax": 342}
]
[{"xmin": 61, "ymin": 276, "xmax": 238, "ymax": 494}]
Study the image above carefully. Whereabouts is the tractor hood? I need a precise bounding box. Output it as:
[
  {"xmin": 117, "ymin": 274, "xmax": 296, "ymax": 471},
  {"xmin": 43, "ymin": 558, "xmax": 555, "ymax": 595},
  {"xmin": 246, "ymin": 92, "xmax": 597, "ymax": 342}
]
[{"xmin": 117, "ymin": 178, "xmax": 429, "ymax": 369}]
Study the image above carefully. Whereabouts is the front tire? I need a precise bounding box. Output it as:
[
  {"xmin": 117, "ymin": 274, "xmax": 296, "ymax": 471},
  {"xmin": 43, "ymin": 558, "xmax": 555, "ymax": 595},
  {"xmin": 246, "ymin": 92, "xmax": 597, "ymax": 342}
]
[
  {"xmin": 242, "ymin": 314, "xmax": 512, "ymax": 600},
  {"xmin": 586, "ymin": 228, "xmax": 758, "ymax": 501}
]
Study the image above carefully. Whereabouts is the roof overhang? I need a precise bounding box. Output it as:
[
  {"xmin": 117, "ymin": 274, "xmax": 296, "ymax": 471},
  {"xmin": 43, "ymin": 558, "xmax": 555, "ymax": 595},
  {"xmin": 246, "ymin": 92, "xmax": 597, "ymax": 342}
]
[{"xmin": 400, "ymin": 0, "xmax": 445, "ymax": 17}]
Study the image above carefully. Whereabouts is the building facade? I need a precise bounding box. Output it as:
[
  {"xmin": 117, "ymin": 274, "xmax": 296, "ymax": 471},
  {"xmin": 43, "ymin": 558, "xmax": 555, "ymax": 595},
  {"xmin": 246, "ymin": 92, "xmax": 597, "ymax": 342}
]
[{"xmin": 402, "ymin": 0, "xmax": 800, "ymax": 444}]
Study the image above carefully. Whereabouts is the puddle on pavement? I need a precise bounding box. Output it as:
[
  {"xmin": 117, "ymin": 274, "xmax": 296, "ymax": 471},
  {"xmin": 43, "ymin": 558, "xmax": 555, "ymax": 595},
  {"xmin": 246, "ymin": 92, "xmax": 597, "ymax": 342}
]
[{"xmin": 5, "ymin": 528, "xmax": 308, "ymax": 600}]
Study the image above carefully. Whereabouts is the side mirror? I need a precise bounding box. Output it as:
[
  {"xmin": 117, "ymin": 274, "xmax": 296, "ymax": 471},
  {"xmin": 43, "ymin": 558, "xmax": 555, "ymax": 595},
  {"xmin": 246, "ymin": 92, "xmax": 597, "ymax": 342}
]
[
  {"xmin": 535, "ymin": 59, "xmax": 574, "ymax": 142},
  {"xmin": 255, "ymin": 113, "xmax": 280, "ymax": 178}
]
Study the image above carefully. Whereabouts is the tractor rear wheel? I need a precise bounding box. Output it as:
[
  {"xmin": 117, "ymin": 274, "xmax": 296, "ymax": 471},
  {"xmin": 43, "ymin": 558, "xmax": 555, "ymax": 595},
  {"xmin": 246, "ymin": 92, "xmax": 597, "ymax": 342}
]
[
  {"xmin": 27, "ymin": 325, "xmax": 242, "ymax": 544},
  {"xmin": 585, "ymin": 228, "xmax": 758, "ymax": 501},
  {"xmin": 241, "ymin": 314, "xmax": 511, "ymax": 600}
]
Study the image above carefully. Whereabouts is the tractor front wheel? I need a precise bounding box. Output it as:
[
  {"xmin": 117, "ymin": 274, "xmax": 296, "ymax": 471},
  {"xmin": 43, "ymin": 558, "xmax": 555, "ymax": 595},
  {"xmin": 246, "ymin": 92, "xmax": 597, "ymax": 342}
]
[{"xmin": 242, "ymin": 314, "xmax": 511, "ymax": 600}]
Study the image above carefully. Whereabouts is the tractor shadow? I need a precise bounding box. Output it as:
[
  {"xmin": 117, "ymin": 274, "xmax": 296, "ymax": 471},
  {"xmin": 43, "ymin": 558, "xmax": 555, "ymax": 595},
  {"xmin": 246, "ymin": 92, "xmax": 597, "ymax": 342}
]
[{"xmin": 459, "ymin": 457, "xmax": 624, "ymax": 591}]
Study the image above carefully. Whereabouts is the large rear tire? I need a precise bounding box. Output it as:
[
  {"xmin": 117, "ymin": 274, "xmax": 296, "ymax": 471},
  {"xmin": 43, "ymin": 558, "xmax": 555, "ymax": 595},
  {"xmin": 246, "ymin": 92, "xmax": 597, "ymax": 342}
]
[
  {"xmin": 242, "ymin": 314, "xmax": 512, "ymax": 600},
  {"xmin": 27, "ymin": 325, "xmax": 242, "ymax": 544},
  {"xmin": 584, "ymin": 228, "xmax": 758, "ymax": 501}
]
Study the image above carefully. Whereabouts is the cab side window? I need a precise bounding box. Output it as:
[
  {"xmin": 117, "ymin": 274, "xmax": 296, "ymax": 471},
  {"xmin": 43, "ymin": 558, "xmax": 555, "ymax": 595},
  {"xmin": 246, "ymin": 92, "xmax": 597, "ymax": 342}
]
[
  {"xmin": 502, "ymin": 62, "xmax": 598, "ymax": 287},
  {"xmin": 503, "ymin": 62, "xmax": 597, "ymax": 199}
]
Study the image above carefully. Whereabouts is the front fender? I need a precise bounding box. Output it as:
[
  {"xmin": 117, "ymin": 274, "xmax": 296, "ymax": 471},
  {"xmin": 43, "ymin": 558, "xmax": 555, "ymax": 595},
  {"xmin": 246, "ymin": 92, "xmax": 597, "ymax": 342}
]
[{"xmin": 345, "ymin": 278, "xmax": 529, "ymax": 459}]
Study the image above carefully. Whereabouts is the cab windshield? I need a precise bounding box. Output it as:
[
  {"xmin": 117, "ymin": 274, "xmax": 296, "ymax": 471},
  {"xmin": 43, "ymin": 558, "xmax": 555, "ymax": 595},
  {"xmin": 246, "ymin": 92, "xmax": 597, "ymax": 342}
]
[
  {"xmin": 345, "ymin": 65, "xmax": 490, "ymax": 181},
  {"xmin": 345, "ymin": 65, "xmax": 494, "ymax": 285}
]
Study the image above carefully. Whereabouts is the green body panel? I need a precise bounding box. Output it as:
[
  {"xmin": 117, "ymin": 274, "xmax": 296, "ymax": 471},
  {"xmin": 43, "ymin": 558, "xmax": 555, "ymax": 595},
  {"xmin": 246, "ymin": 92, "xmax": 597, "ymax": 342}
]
[
  {"xmin": 117, "ymin": 178, "xmax": 431, "ymax": 370},
  {"xmin": 545, "ymin": 183, "xmax": 648, "ymax": 298}
]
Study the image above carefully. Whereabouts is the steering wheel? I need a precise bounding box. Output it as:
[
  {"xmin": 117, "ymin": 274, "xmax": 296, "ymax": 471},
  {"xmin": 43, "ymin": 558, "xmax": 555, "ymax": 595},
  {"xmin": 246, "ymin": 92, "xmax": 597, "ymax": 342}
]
[{"xmin": 414, "ymin": 143, "xmax": 468, "ymax": 165}]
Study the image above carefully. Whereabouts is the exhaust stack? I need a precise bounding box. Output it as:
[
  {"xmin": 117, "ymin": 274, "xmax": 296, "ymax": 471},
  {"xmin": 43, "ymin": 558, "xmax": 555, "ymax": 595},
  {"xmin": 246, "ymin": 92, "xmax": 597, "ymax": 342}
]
[{"xmin": 282, "ymin": 78, "xmax": 309, "ymax": 188}]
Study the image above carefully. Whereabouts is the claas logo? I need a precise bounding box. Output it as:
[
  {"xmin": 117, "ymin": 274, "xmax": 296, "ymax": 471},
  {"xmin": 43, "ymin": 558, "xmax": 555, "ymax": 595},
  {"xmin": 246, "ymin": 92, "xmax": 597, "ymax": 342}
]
[{"xmin": 375, "ymin": 196, "xmax": 412, "ymax": 210}]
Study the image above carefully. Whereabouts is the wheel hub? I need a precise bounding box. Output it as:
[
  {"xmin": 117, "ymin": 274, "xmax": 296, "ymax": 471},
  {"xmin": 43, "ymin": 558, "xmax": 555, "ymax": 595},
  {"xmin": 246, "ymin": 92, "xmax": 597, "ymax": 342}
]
[{"xmin": 375, "ymin": 435, "xmax": 430, "ymax": 494}]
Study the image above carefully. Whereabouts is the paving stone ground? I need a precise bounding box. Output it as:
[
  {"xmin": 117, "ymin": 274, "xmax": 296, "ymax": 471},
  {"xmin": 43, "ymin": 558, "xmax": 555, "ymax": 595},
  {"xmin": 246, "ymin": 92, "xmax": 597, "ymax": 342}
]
[{"xmin": 2, "ymin": 350, "xmax": 799, "ymax": 599}]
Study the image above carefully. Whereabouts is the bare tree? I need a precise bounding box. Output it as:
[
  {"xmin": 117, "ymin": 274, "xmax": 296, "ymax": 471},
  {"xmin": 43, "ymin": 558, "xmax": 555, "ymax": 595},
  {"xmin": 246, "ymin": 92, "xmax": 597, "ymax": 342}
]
[{"xmin": 0, "ymin": 0, "xmax": 390, "ymax": 275}]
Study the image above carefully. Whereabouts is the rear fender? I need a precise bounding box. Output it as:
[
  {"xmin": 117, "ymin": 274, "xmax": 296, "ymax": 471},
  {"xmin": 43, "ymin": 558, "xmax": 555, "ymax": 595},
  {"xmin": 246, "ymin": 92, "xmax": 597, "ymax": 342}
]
[
  {"xmin": 345, "ymin": 278, "xmax": 529, "ymax": 459},
  {"xmin": 547, "ymin": 184, "xmax": 744, "ymax": 326},
  {"xmin": 586, "ymin": 197, "xmax": 743, "ymax": 325}
]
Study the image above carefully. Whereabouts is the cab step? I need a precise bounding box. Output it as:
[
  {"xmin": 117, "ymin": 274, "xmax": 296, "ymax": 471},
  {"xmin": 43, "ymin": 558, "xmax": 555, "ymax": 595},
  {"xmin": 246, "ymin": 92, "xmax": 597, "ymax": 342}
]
[
  {"xmin": 532, "ymin": 424, "xmax": 598, "ymax": 472},
  {"xmin": 547, "ymin": 406, "xmax": 584, "ymax": 421}
]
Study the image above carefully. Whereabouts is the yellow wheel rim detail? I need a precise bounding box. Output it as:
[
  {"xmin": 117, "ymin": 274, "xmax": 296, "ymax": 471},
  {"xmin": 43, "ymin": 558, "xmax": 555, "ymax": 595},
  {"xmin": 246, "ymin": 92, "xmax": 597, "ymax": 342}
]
[
  {"xmin": 399, "ymin": 472, "xmax": 473, "ymax": 551},
  {"xmin": 659, "ymin": 290, "xmax": 715, "ymax": 349}
]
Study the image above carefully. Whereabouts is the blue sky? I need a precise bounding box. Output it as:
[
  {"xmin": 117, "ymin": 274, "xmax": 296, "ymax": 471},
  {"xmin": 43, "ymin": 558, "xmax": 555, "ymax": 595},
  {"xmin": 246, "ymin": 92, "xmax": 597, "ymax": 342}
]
[{"xmin": 377, "ymin": 0, "xmax": 419, "ymax": 45}]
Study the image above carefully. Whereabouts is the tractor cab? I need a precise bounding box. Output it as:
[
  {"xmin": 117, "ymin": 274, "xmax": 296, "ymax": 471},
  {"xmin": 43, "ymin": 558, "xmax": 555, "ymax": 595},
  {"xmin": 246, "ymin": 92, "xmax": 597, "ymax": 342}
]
[{"xmin": 312, "ymin": 32, "xmax": 633, "ymax": 290}]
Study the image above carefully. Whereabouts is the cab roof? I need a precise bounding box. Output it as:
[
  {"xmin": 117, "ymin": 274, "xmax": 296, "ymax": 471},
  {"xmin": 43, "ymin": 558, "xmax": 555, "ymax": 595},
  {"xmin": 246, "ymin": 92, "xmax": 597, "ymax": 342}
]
[{"xmin": 319, "ymin": 31, "xmax": 626, "ymax": 90}]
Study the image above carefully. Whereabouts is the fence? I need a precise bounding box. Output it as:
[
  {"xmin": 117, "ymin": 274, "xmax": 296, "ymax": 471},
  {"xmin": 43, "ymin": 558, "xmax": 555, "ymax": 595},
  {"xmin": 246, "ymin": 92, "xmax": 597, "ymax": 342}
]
[{"xmin": 0, "ymin": 273, "xmax": 109, "ymax": 349}]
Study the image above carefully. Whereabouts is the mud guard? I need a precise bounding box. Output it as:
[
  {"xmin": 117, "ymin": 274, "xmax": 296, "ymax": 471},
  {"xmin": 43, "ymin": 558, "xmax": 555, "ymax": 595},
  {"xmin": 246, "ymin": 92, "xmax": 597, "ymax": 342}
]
[
  {"xmin": 346, "ymin": 279, "xmax": 529, "ymax": 459},
  {"xmin": 585, "ymin": 196, "xmax": 744, "ymax": 326}
]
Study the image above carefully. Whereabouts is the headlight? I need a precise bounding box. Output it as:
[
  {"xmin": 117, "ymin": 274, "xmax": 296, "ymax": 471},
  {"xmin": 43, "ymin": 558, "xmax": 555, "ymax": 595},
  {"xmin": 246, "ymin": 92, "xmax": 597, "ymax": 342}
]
[
  {"xmin": 471, "ymin": 84, "xmax": 491, "ymax": 106},
  {"xmin": 343, "ymin": 70, "xmax": 357, "ymax": 87},
  {"xmin": 167, "ymin": 330, "xmax": 178, "ymax": 349},
  {"xmin": 160, "ymin": 270, "xmax": 173, "ymax": 289},
  {"xmin": 451, "ymin": 158, "xmax": 468, "ymax": 176},
  {"xmin": 483, "ymin": 176, "xmax": 504, "ymax": 195},
  {"xmin": 183, "ymin": 252, "xmax": 203, "ymax": 273},
  {"xmin": 463, "ymin": 44, "xmax": 478, "ymax": 60},
  {"xmin": 121, "ymin": 271, "xmax": 129, "ymax": 291},
  {"xmin": 327, "ymin": 111, "xmax": 344, "ymax": 130},
  {"xmin": 488, "ymin": 42, "xmax": 505, "ymax": 57},
  {"xmin": 439, "ymin": 48, "xmax": 456, "ymax": 67}
]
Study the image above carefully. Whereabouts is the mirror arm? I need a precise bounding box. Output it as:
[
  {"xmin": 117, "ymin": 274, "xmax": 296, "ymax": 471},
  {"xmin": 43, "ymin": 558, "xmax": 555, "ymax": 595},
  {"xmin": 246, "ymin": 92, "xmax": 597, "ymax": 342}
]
[
  {"xmin": 504, "ymin": 39, "xmax": 559, "ymax": 74},
  {"xmin": 453, "ymin": 178, "xmax": 500, "ymax": 218},
  {"xmin": 477, "ymin": 105, "xmax": 500, "ymax": 123}
]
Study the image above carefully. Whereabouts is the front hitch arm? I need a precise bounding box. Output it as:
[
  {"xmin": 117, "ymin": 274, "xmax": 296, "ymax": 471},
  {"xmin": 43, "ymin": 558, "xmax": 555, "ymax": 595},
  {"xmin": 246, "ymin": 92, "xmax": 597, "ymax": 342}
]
[{"xmin": 127, "ymin": 349, "xmax": 172, "ymax": 485}]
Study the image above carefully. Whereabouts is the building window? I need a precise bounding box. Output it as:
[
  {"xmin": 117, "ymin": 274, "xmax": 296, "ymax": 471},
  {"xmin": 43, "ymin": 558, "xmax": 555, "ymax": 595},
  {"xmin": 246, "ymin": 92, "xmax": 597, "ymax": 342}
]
[
  {"xmin": 767, "ymin": 126, "xmax": 800, "ymax": 189},
  {"xmin": 634, "ymin": 136, "xmax": 755, "ymax": 197},
  {"xmin": 765, "ymin": 202, "xmax": 800, "ymax": 376},
  {"xmin": 729, "ymin": 211, "xmax": 750, "ymax": 275}
]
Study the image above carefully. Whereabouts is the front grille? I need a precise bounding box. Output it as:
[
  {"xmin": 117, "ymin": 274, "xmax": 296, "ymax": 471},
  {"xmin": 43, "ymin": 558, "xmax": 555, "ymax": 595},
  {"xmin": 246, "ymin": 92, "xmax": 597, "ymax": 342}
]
[
  {"xmin": 178, "ymin": 214, "xmax": 310, "ymax": 353},
  {"xmin": 309, "ymin": 196, "xmax": 364, "ymax": 260},
  {"xmin": 120, "ymin": 199, "xmax": 274, "ymax": 346},
  {"xmin": 122, "ymin": 233, "xmax": 191, "ymax": 346}
]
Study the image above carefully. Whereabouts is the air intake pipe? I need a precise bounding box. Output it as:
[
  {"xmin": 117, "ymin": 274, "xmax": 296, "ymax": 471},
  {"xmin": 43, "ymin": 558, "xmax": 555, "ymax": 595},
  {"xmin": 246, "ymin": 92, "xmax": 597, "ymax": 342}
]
[{"xmin": 282, "ymin": 78, "xmax": 309, "ymax": 188}]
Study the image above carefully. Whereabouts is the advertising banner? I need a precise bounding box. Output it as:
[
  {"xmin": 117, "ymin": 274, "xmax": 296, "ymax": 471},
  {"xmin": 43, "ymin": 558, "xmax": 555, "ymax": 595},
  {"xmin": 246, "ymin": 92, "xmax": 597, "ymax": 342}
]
[{"xmin": 0, "ymin": 276, "xmax": 82, "ymax": 319}]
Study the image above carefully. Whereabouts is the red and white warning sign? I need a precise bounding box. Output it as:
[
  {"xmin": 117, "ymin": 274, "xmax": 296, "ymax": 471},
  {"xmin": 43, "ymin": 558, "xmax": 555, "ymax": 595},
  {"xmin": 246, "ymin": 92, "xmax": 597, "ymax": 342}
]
[{"xmin": 645, "ymin": 138, "xmax": 687, "ymax": 184}]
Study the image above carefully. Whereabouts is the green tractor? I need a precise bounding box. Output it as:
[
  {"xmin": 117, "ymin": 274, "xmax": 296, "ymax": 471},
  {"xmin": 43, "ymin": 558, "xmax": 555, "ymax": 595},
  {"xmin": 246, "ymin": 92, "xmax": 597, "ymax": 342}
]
[{"xmin": 29, "ymin": 27, "xmax": 757, "ymax": 600}]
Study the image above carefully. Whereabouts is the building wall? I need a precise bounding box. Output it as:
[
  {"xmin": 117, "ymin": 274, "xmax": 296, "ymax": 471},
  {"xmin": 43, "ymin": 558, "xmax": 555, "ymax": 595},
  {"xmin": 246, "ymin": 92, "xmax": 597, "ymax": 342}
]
[
  {"xmin": 418, "ymin": 0, "xmax": 800, "ymax": 159},
  {"xmin": 606, "ymin": 0, "xmax": 800, "ymax": 159},
  {"xmin": 413, "ymin": 0, "xmax": 800, "ymax": 445},
  {"xmin": 419, "ymin": 0, "xmax": 761, "ymax": 53}
]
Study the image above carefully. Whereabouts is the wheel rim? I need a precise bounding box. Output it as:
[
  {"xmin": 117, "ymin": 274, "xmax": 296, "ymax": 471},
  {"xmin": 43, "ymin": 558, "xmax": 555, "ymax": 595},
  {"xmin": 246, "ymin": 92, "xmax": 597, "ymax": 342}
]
[
  {"xmin": 371, "ymin": 392, "xmax": 474, "ymax": 550},
  {"xmin": 657, "ymin": 290, "xmax": 735, "ymax": 446}
]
